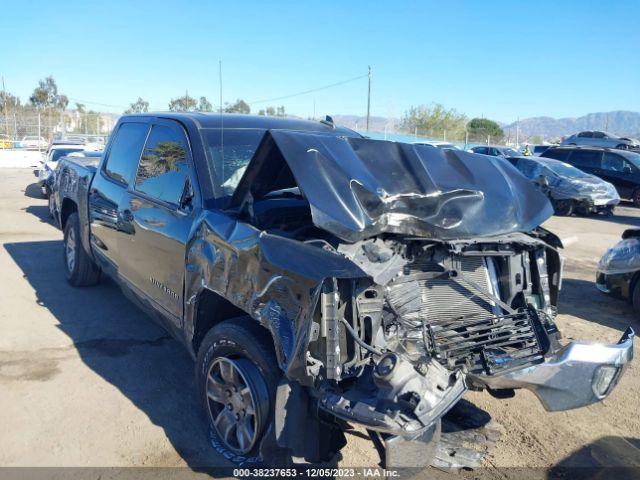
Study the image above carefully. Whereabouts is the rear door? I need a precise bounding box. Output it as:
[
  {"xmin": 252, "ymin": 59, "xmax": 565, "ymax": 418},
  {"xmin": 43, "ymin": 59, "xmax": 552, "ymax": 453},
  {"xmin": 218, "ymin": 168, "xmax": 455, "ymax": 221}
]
[
  {"xmin": 118, "ymin": 119, "xmax": 199, "ymax": 325},
  {"xmin": 89, "ymin": 120, "xmax": 150, "ymax": 275}
]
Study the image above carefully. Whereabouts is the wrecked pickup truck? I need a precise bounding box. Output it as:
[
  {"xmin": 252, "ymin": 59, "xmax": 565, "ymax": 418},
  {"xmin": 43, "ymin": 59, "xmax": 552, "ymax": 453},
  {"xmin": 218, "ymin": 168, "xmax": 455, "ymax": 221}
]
[{"xmin": 52, "ymin": 113, "xmax": 634, "ymax": 468}]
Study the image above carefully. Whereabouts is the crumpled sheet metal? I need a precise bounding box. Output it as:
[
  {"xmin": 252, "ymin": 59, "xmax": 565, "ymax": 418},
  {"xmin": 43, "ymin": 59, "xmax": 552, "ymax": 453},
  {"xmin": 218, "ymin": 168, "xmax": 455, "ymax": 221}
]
[
  {"xmin": 184, "ymin": 210, "xmax": 366, "ymax": 384},
  {"xmin": 232, "ymin": 131, "xmax": 554, "ymax": 243},
  {"xmin": 598, "ymin": 237, "xmax": 640, "ymax": 275}
]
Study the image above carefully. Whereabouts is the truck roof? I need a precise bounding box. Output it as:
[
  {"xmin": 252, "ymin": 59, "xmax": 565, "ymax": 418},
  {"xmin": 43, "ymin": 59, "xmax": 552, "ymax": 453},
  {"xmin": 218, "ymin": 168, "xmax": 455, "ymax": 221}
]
[{"xmin": 121, "ymin": 112, "xmax": 359, "ymax": 136}]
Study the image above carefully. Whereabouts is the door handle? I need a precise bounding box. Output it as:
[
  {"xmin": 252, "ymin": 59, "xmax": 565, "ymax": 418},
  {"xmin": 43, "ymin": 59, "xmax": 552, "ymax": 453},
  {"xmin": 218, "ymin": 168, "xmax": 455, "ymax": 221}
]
[{"xmin": 121, "ymin": 209, "xmax": 134, "ymax": 222}]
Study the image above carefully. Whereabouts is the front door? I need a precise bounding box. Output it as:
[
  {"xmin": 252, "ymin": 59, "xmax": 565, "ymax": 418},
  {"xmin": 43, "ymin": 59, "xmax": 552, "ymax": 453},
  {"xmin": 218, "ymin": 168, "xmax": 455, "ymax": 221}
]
[{"xmin": 118, "ymin": 119, "xmax": 199, "ymax": 325}]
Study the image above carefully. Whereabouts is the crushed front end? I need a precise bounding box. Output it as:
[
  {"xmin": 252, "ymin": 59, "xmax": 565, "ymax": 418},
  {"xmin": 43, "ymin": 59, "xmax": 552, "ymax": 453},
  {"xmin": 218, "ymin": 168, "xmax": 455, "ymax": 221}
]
[
  {"xmin": 302, "ymin": 233, "xmax": 633, "ymax": 467},
  {"xmin": 220, "ymin": 132, "xmax": 634, "ymax": 467}
]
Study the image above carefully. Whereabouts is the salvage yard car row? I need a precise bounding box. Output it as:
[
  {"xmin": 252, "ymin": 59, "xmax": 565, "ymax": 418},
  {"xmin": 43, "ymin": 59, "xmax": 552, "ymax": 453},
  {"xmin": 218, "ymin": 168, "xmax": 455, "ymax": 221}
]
[{"xmin": 43, "ymin": 113, "xmax": 634, "ymax": 470}]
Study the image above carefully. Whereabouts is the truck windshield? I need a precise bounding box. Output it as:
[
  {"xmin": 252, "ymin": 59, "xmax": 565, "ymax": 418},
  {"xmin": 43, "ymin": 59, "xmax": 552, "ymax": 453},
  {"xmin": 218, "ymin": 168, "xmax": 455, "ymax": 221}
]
[{"xmin": 200, "ymin": 128, "xmax": 267, "ymax": 198}]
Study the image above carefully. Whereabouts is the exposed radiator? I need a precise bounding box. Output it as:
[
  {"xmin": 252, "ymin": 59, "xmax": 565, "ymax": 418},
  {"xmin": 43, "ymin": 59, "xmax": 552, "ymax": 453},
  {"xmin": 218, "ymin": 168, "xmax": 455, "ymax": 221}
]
[
  {"xmin": 386, "ymin": 256, "xmax": 497, "ymax": 327},
  {"xmin": 385, "ymin": 254, "xmax": 544, "ymax": 375}
]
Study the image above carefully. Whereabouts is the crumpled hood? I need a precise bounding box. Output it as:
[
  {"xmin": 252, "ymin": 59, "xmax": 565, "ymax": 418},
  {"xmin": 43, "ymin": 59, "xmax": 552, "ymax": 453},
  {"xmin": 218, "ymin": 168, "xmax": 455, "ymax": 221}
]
[{"xmin": 232, "ymin": 131, "xmax": 554, "ymax": 242}]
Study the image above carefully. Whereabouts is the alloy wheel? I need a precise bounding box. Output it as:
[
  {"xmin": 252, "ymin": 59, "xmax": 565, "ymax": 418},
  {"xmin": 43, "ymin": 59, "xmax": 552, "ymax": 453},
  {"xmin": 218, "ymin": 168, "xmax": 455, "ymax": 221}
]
[
  {"xmin": 65, "ymin": 227, "xmax": 76, "ymax": 272},
  {"xmin": 205, "ymin": 357, "xmax": 269, "ymax": 455}
]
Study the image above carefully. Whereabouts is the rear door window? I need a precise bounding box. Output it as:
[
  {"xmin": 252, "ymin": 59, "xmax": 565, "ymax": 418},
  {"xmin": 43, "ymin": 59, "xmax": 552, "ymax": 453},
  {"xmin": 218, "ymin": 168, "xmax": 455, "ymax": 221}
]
[
  {"xmin": 134, "ymin": 124, "xmax": 190, "ymax": 205},
  {"xmin": 577, "ymin": 131, "xmax": 593, "ymax": 138},
  {"xmin": 568, "ymin": 150, "xmax": 602, "ymax": 168},
  {"xmin": 542, "ymin": 148, "xmax": 571, "ymax": 162},
  {"xmin": 104, "ymin": 122, "xmax": 149, "ymax": 186},
  {"xmin": 473, "ymin": 147, "xmax": 488, "ymax": 155}
]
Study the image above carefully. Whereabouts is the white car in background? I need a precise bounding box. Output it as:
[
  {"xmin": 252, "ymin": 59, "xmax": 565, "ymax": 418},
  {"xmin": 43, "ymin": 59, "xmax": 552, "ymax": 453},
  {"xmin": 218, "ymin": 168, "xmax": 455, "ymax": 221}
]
[
  {"xmin": 20, "ymin": 135, "xmax": 48, "ymax": 150},
  {"xmin": 36, "ymin": 143, "xmax": 91, "ymax": 197},
  {"xmin": 413, "ymin": 140, "xmax": 462, "ymax": 150}
]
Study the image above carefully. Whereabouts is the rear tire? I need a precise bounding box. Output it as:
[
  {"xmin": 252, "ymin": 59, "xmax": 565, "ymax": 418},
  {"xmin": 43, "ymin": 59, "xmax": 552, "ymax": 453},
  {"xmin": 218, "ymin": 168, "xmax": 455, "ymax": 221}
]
[
  {"xmin": 63, "ymin": 212, "xmax": 101, "ymax": 286},
  {"xmin": 553, "ymin": 199, "xmax": 573, "ymax": 216},
  {"xmin": 196, "ymin": 318, "xmax": 290, "ymax": 466}
]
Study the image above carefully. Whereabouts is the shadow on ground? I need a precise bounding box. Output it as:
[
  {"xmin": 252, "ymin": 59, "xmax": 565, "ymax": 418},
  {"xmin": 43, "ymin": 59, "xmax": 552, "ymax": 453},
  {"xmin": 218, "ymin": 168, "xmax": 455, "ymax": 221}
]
[
  {"xmin": 23, "ymin": 182, "xmax": 44, "ymax": 199},
  {"xmin": 558, "ymin": 278, "xmax": 638, "ymax": 332},
  {"xmin": 548, "ymin": 436, "xmax": 640, "ymax": 480},
  {"xmin": 4, "ymin": 239, "xmax": 225, "ymax": 469},
  {"xmin": 23, "ymin": 205, "xmax": 52, "ymax": 225}
]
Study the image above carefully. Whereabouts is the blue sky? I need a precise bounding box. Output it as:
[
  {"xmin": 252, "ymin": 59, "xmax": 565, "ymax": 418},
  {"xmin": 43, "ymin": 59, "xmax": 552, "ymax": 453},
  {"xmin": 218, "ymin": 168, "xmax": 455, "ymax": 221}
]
[{"xmin": 2, "ymin": 0, "xmax": 639, "ymax": 123}]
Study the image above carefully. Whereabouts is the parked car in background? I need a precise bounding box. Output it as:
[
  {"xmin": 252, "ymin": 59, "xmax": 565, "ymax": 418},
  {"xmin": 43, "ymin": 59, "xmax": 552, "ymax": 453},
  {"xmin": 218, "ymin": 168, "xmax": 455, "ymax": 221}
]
[
  {"xmin": 50, "ymin": 112, "xmax": 634, "ymax": 469},
  {"xmin": 505, "ymin": 155, "xmax": 619, "ymax": 216},
  {"xmin": 531, "ymin": 145, "xmax": 553, "ymax": 156},
  {"xmin": 542, "ymin": 146, "xmax": 640, "ymax": 206},
  {"xmin": 20, "ymin": 135, "xmax": 48, "ymax": 150},
  {"xmin": 597, "ymin": 229, "xmax": 640, "ymax": 313},
  {"xmin": 561, "ymin": 131, "xmax": 639, "ymax": 150},
  {"xmin": 47, "ymin": 151, "xmax": 102, "ymax": 220},
  {"xmin": 35, "ymin": 142, "xmax": 89, "ymax": 197},
  {"xmin": 470, "ymin": 145, "xmax": 520, "ymax": 157},
  {"xmin": 413, "ymin": 140, "xmax": 461, "ymax": 150}
]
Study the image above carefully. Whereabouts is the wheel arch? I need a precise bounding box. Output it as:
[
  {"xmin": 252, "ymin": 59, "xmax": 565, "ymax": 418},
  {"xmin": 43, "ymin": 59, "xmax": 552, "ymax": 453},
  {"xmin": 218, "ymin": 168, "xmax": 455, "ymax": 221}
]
[
  {"xmin": 60, "ymin": 198, "xmax": 78, "ymax": 230},
  {"xmin": 191, "ymin": 288, "xmax": 250, "ymax": 355}
]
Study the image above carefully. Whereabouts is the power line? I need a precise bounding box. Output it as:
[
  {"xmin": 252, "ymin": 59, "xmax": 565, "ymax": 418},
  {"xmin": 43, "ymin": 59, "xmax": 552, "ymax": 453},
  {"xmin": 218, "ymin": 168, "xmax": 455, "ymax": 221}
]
[
  {"xmin": 248, "ymin": 73, "xmax": 368, "ymax": 105},
  {"xmin": 68, "ymin": 97, "xmax": 128, "ymax": 109}
]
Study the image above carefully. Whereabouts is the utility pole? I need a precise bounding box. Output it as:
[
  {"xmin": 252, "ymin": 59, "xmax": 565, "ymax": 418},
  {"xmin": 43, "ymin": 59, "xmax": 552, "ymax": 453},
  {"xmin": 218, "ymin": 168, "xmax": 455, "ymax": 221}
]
[
  {"xmin": 1, "ymin": 77, "xmax": 9, "ymax": 136},
  {"xmin": 516, "ymin": 117, "xmax": 520, "ymax": 146},
  {"xmin": 366, "ymin": 66, "xmax": 371, "ymax": 132}
]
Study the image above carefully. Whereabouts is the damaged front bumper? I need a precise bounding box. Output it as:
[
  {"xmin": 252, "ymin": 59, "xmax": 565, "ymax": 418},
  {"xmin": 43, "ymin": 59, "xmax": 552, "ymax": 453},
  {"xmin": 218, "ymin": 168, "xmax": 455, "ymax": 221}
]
[
  {"xmin": 470, "ymin": 327, "xmax": 634, "ymax": 411},
  {"xmin": 319, "ymin": 355, "xmax": 466, "ymax": 439}
]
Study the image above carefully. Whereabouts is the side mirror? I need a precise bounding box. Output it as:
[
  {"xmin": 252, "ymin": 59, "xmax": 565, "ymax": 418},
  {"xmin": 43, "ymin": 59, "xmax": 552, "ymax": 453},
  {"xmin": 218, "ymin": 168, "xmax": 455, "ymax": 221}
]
[{"xmin": 623, "ymin": 165, "xmax": 633, "ymax": 174}]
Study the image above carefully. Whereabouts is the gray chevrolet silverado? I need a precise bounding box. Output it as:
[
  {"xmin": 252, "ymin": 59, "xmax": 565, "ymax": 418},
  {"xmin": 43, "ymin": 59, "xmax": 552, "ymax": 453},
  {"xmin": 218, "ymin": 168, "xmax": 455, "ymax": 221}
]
[{"xmin": 52, "ymin": 113, "xmax": 634, "ymax": 468}]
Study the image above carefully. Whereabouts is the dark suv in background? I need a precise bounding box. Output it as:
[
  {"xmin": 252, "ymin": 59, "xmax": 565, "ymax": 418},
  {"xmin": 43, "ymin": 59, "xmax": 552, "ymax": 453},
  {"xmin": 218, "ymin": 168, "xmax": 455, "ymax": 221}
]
[{"xmin": 542, "ymin": 146, "xmax": 640, "ymax": 206}]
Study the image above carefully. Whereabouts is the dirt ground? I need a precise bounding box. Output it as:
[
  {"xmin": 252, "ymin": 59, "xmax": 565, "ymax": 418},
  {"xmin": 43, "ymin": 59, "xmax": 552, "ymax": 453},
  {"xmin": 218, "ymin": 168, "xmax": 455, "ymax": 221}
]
[{"xmin": 0, "ymin": 168, "xmax": 638, "ymax": 476}]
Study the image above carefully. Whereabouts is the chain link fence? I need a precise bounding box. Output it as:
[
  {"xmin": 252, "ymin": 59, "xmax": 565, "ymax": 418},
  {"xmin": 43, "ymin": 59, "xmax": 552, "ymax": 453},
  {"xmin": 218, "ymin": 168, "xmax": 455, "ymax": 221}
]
[{"xmin": 0, "ymin": 111, "xmax": 118, "ymax": 150}]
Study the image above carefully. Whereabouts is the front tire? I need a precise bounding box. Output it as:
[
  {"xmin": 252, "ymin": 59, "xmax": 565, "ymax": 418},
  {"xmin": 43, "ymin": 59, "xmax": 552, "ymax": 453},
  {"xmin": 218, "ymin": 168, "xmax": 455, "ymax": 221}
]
[
  {"xmin": 553, "ymin": 199, "xmax": 573, "ymax": 216},
  {"xmin": 196, "ymin": 318, "xmax": 288, "ymax": 465},
  {"xmin": 63, "ymin": 212, "xmax": 101, "ymax": 286}
]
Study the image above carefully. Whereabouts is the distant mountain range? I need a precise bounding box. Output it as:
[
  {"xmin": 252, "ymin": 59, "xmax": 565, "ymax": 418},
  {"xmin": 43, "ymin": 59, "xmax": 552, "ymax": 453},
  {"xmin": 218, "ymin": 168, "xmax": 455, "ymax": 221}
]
[
  {"xmin": 332, "ymin": 111, "xmax": 640, "ymax": 141},
  {"xmin": 500, "ymin": 111, "xmax": 640, "ymax": 140}
]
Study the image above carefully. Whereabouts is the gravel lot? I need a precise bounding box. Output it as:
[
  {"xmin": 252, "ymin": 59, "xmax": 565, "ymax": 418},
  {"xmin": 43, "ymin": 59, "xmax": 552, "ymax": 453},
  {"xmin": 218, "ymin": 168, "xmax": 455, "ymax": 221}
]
[{"xmin": 1, "ymin": 167, "xmax": 638, "ymax": 475}]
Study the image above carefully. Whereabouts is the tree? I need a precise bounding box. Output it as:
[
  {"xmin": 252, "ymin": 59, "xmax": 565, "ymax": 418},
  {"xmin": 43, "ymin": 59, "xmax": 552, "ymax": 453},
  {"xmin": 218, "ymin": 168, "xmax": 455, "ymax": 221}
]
[
  {"xmin": 168, "ymin": 92, "xmax": 197, "ymax": 112},
  {"xmin": 197, "ymin": 96, "xmax": 213, "ymax": 112},
  {"xmin": 30, "ymin": 76, "xmax": 68, "ymax": 111},
  {"xmin": 57, "ymin": 95, "xmax": 69, "ymax": 111},
  {"xmin": 467, "ymin": 118, "xmax": 504, "ymax": 142},
  {"xmin": 1, "ymin": 91, "xmax": 21, "ymax": 109},
  {"xmin": 224, "ymin": 99, "xmax": 250, "ymax": 114},
  {"xmin": 265, "ymin": 106, "xmax": 276, "ymax": 116},
  {"xmin": 75, "ymin": 102, "xmax": 85, "ymax": 114},
  {"xmin": 258, "ymin": 109, "xmax": 266, "ymax": 116},
  {"xmin": 125, "ymin": 97, "xmax": 149, "ymax": 114},
  {"xmin": 276, "ymin": 105, "xmax": 285, "ymax": 117},
  {"xmin": 401, "ymin": 103, "xmax": 467, "ymax": 139}
]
